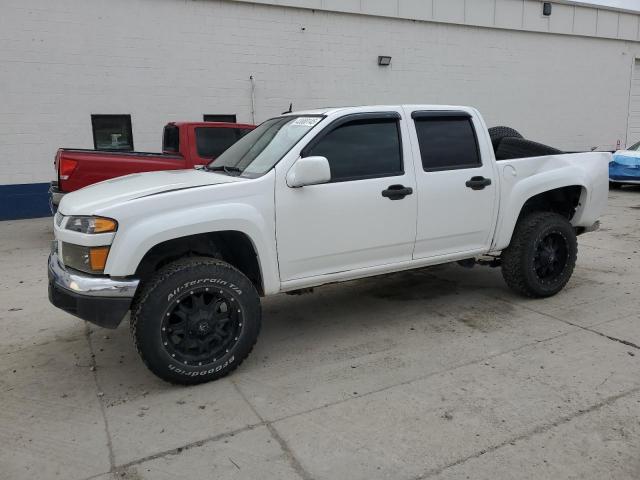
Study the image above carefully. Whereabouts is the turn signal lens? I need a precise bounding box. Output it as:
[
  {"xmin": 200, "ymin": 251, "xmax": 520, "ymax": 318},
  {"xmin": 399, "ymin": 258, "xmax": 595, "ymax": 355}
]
[
  {"xmin": 62, "ymin": 243, "xmax": 110, "ymax": 274},
  {"xmin": 93, "ymin": 218, "xmax": 118, "ymax": 233},
  {"xmin": 89, "ymin": 247, "xmax": 110, "ymax": 272}
]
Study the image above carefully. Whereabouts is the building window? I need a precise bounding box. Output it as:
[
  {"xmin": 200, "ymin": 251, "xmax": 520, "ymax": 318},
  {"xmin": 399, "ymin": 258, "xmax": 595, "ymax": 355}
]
[
  {"xmin": 91, "ymin": 115, "xmax": 134, "ymax": 151},
  {"xmin": 203, "ymin": 114, "xmax": 237, "ymax": 123}
]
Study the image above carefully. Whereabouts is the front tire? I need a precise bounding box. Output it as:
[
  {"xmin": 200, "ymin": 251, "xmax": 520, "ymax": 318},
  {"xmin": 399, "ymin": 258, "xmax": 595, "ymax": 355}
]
[
  {"xmin": 501, "ymin": 212, "xmax": 577, "ymax": 298},
  {"xmin": 131, "ymin": 257, "xmax": 261, "ymax": 385}
]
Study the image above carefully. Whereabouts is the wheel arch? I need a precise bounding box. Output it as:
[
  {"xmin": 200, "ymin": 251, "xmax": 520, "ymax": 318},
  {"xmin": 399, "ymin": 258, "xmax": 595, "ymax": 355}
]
[
  {"xmin": 104, "ymin": 205, "xmax": 280, "ymax": 296},
  {"xmin": 133, "ymin": 231, "xmax": 266, "ymax": 295},
  {"xmin": 493, "ymin": 182, "xmax": 588, "ymax": 251}
]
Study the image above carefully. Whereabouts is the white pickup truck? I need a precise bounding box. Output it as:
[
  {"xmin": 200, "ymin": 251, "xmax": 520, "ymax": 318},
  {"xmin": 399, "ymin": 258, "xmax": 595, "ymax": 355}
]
[{"xmin": 48, "ymin": 105, "xmax": 610, "ymax": 384}]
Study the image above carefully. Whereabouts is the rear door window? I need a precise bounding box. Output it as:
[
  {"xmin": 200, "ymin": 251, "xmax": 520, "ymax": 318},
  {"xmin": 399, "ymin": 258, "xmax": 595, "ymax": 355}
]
[{"xmin": 413, "ymin": 115, "xmax": 480, "ymax": 171}]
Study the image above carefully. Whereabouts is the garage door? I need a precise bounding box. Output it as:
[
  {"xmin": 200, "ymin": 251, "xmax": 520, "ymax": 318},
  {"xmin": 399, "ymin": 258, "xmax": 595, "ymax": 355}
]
[{"xmin": 627, "ymin": 59, "xmax": 640, "ymax": 147}]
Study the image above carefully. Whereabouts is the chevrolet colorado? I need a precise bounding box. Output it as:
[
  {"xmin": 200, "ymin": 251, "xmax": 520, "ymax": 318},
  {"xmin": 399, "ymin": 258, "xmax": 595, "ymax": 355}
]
[{"xmin": 48, "ymin": 105, "xmax": 610, "ymax": 384}]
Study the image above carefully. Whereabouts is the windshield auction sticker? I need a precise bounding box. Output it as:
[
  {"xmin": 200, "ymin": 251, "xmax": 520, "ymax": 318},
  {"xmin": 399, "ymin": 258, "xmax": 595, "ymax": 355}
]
[{"xmin": 291, "ymin": 117, "xmax": 321, "ymax": 127}]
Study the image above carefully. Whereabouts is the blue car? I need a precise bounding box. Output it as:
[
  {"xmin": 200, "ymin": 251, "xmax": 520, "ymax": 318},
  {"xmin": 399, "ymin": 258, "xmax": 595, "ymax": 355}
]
[{"xmin": 610, "ymin": 141, "xmax": 640, "ymax": 188}]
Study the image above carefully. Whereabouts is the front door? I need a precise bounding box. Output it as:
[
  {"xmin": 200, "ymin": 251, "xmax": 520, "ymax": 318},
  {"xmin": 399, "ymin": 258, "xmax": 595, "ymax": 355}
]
[{"xmin": 276, "ymin": 112, "xmax": 418, "ymax": 282}]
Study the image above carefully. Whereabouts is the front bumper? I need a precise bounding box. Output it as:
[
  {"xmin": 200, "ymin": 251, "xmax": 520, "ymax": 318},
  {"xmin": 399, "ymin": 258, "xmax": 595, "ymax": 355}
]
[
  {"xmin": 49, "ymin": 181, "xmax": 65, "ymax": 214},
  {"xmin": 48, "ymin": 251, "xmax": 139, "ymax": 329}
]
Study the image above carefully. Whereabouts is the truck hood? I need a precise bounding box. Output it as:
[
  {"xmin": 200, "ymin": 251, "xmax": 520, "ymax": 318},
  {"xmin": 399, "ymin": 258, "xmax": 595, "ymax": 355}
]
[{"xmin": 58, "ymin": 169, "xmax": 243, "ymax": 215}]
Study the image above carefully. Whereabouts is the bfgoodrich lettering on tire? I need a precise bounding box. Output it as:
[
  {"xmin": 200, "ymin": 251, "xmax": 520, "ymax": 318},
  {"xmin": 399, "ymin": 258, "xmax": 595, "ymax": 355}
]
[
  {"xmin": 130, "ymin": 257, "xmax": 261, "ymax": 385},
  {"xmin": 501, "ymin": 212, "xmax": 577, "ymax": 298}
]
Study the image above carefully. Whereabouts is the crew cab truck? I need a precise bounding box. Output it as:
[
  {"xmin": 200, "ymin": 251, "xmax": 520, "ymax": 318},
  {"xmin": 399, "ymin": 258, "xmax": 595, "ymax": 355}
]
[
  {"xmin": 48, "ymin": 105, "xmax": 609, "ymax": 385},
  {"xmin": 49, "ymin": 121, "xmax": 254, "ymax": 210}
]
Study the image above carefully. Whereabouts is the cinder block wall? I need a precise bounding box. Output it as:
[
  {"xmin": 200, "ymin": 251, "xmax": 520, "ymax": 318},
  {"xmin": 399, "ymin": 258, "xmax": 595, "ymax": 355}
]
[{"xmin": 1, "ymin": 0, "xmax": 639, "ymax": 218}]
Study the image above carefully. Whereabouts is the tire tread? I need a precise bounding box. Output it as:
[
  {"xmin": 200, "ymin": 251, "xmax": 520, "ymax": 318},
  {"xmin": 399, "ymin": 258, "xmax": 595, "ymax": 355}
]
[
  {"xmin": 501, "ymin": 212, "xmax": 577, "ymax": 298},
  {"xmin": 130, "ymin": 257, "xmax": 260, "ymax": 385}
]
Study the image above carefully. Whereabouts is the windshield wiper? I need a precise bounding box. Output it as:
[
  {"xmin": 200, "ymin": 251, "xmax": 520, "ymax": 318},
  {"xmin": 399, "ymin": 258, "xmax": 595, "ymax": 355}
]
[{"xmin": 206, "ymin": 165, "xmax": 242, "ymax": 176}]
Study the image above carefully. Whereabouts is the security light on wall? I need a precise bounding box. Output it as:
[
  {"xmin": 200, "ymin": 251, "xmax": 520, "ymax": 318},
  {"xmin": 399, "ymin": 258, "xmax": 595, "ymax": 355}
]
[
  {"xmin": 378, "ymin": 56, "xmax": 392, "ymax": 66},
  {"xmin": 542, "ymin": 2, "xmax": 552, "ymax": 16}
]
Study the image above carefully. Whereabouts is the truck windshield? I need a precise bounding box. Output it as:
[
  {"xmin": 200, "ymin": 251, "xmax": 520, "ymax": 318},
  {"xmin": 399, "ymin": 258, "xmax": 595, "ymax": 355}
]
[{"xmin": 207, "ymin": 116, "xmax": 324, "ymax": 177}]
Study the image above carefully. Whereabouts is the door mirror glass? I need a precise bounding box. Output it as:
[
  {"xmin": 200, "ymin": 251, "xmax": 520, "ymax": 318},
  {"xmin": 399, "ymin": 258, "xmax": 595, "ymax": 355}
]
[{"xmin": 286, "ymin": 156, "xmax": 331, "ymax": 188}]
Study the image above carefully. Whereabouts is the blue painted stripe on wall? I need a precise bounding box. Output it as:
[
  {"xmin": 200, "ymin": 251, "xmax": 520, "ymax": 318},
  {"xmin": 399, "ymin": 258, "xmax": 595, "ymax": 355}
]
[{"xmin": 0, "ymin": 183, "xmax": 52, "ymax": 220}]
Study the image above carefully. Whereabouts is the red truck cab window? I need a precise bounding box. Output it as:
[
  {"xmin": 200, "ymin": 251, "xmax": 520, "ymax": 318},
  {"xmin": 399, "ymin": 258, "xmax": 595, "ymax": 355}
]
[{"xmin": 194, "ymin": 127, "xmax": 252, "ymax": 160}]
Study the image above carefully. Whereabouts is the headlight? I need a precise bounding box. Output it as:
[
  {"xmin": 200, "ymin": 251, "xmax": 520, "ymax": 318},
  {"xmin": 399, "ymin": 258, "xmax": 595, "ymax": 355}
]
[
  {"xmin": 65, "ymin": 216, "xmax": 117, "ymax": 234},
  {"xmin": 61, "ymin": 243, "xmax": 110, "ymax": 274}
]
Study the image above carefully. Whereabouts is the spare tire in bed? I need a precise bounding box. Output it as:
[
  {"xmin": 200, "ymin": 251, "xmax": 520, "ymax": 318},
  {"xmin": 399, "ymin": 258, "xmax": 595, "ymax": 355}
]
[
  {"xmin": 495, "ymin": 137, "xmax": 563, "ymax": 160},
  {"xmin": 488, "ymin": 126, "xmax": 523, "ymax": 150}
]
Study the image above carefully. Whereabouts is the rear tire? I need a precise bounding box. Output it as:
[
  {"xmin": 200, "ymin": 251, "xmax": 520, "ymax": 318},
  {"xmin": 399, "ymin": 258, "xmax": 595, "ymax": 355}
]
[
  {"xmin": 130, "ymin": 257, "xmax": 261, "ymax": 385},
  {"xmin": 609, "ymin": 181, "xmax": 622, "ymax": 190},
  {"xmin": 501, "ymin": 212, "xmax": 577, "ymax": 298}
]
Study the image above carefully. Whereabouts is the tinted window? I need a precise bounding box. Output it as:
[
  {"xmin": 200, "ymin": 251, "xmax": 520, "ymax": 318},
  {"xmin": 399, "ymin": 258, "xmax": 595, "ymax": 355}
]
[
  {"xmin": 162, "ymin": 124, "xmax": 179, "ymax": 153},
  {"xmin": 91, "ymin": 114, "xmax": 133, "ymax": 151},
  {"xmin": 414, "ymin": 117, "xmax": 480, "ymax": 171},
  {"xmin": 307, "ymin": 118, "xmax": 402, "ymax": 181},
  {"xmin": 196, "ymin": 128, "xmax": 242, "ymax": 158}
]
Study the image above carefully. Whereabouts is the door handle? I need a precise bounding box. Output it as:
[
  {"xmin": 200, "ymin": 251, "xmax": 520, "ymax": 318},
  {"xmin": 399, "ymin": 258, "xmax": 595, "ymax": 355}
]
[
  {"xmin": 382, "ymin": 184, "xmax": 413, "ymax": 200},
  {"xmin": 465, "ymin": 176, "xmax": 492, "ymax": 190}
]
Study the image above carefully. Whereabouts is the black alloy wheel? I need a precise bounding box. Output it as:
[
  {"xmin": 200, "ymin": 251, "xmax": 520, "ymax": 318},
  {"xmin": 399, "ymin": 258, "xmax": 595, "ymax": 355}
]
[
  {"xmin": 533, "ymin": 231, "xmax": 569, "ymax": 283},
  {"xmin": 161, "ymin": 287, "xmax": 243, "ymax": 367}
]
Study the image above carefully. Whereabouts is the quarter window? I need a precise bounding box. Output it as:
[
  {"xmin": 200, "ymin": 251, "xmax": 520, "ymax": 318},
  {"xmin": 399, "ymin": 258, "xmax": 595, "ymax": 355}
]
[
  {"xmin": 91, "ymin": 114, "xmax": 133, "ymax": 151},
  {"xmin": 163, "ymin": 124, "xmax": 179, "ymax": 153},
  {"xmin": 307, "ymin": 118, "xmax": 403, "ymax": 182},
  {"xmin": 414, "ymin": 116, "xmax": 480, "ymax": 171}
]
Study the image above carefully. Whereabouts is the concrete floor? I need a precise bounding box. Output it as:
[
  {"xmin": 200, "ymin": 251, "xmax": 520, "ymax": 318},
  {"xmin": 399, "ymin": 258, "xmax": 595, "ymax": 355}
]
[{"xmin": 1, "ymin": 188, "xmax": 640, "ymax": 480}]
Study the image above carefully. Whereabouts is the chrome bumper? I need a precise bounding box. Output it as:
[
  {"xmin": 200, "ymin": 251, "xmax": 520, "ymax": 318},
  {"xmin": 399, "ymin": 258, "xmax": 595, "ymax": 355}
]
[
  {"xmin": 48, "ymin": 251, "xmax": 139, "ymax": 297},
  {"xmin": 48, "ymin": 251, "xmax": 139, "ymax": 328}
]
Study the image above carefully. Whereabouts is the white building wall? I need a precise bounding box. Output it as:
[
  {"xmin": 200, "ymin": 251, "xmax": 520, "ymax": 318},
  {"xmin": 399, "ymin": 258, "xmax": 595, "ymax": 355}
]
[{"xmin": 1, "ymin": 0, "xmax": 640, "ymax": 188}]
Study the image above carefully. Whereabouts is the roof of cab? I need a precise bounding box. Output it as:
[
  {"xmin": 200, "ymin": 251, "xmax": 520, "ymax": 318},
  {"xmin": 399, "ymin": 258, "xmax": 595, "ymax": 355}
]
[{"xmin": 283, "ymin": 105, "xmax": 475, "ymax": 117}]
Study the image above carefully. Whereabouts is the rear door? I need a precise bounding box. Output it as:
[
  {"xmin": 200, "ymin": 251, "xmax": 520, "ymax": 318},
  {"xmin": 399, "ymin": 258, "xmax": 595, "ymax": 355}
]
[{"xmin": 406, "ymin": 109, "xmax": 498, "ymax": 259}]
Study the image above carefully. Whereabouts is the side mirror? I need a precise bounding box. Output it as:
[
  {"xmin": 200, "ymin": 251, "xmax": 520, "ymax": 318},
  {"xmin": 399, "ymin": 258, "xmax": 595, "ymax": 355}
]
[{"xmin": 286, "ymin": 156, "xmax": 331, "ymax": 188}]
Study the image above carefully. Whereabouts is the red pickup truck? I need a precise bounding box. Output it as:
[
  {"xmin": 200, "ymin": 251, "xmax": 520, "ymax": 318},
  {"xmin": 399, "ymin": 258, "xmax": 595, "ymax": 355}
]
[{"xmin": 50, "ymin": 121, "xmax": 254, "ymax": 210}]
